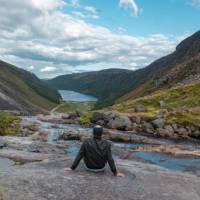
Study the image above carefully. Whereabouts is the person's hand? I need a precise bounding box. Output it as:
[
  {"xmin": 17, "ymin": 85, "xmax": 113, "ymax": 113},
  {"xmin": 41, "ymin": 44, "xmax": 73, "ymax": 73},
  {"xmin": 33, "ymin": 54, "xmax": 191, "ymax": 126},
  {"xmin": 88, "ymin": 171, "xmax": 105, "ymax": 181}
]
[
  {"xmin": 116, "ymin": 172, "xmax": 125, "ymax": 177},
  {"xmin": 64, "ymin": 167, "xmax": 73, "ymax": 172}
]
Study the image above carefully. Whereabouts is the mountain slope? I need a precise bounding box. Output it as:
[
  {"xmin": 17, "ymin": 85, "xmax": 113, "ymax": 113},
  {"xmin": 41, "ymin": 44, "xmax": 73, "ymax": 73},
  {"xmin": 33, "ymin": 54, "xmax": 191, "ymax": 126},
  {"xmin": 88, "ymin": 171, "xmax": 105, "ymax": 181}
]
[
  {"xmin": 47, "ymin": 69, "xmax": 135, "ymax": 105},
  {"xmin": 112, "ymin": 81, "xmax": 200, "ymax": 128},
  {"xmin": 46, "ymin": 31, "xmax": 200, "ymax": 108},
  {"xmin": 45, "ymin": 68, "xmax": 149, "ymax": 108},
  {"xmin": 120, "ymin": 31, "xmax": 200, "ymax": 101},
  {"xmin": 0, "ymin": 60, "xmax": 61, "ymax": 113}
]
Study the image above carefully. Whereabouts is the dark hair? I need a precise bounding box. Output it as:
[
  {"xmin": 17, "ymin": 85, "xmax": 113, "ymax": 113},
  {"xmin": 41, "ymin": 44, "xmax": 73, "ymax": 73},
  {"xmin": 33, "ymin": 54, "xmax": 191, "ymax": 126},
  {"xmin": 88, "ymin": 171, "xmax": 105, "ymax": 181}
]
[{"xmin": 93, "ymin": 125, "xmax": 103, "ymax": 138}]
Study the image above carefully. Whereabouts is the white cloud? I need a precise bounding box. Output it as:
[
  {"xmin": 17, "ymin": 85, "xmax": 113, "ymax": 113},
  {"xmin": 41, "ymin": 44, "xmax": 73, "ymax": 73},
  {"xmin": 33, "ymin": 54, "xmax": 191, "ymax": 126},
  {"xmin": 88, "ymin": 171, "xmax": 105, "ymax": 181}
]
[
  {"xmin": 191, "ymin": 0, "xmax": 200, "ymax": 6},
  {"xmin": 65, "ymin": 0, "xmax": 80, "ymax": 8},
  {"xmin": 0, "ymin": 0, "xmax": 180, "ymax": 78},
  {"xmin": 27, "ymin": 65, "xmax": 35, "ymax": 70},
  {"xmin": 40, "ymin": 66, "xmax": 57, "ymax": 72},
  {"xmin": 72, "ymin": 11, "xmax": 99, "ymax": 20},
  {"xmin": 73, "ymin": 11, "xmax": 86, "ymax": 19},
  {"xmin": 65, "ymin": 0, "xmax": 99, "ymax": 19},
  {"xmin": 119, "ymin": 0, "xmax": 139, "ymax": 16},
  {"xmin": 84, "ymin": 6, "xmax": 97, "ymax": 14},
  {"xmin": 31, "ymin": 0, "xmax": 65, "ymax": 11}
]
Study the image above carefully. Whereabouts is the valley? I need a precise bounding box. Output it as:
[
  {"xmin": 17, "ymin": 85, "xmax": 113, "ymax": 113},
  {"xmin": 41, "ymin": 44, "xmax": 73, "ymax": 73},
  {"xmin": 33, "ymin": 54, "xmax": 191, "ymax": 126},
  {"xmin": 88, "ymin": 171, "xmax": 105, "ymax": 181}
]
[{"xmin": 0, "ymin": 31, "xmax": 200, "ymax": 200}]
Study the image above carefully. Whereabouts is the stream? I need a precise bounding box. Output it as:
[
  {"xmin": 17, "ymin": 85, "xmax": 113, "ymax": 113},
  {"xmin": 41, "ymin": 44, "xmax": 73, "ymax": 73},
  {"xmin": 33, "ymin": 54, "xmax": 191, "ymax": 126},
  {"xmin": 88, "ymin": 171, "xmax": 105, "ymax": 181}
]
[
  {"xmin": 0, "ymin": 157, "xmax": 15, "ymax": 170},
  {"xmin": 1, "ymin": 115, "xmax": 200, "ymax": 176}
]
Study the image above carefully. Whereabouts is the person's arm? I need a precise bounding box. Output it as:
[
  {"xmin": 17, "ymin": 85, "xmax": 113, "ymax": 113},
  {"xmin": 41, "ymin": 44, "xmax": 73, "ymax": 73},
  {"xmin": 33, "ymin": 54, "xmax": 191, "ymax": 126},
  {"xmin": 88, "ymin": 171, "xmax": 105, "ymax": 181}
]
[
  {"xmin": 107, "ymin": 143, "xmax": 117, "ymax": 176},
  {"xmin": 71, "ymin": 142, "xmax": 85, "ymax": 170}
]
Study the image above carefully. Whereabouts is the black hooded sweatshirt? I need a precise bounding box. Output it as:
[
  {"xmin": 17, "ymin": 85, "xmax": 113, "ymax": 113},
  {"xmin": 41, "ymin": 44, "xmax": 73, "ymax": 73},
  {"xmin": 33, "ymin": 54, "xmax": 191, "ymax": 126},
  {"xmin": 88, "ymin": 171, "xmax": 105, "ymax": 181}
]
[{"xmin": 71, "ymin": 137, "xmax": 117, "ymax": 175}]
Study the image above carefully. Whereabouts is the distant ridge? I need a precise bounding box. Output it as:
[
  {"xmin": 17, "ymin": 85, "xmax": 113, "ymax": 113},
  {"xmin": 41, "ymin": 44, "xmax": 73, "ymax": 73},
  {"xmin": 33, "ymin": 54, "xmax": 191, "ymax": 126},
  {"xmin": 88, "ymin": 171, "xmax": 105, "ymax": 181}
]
[{"xmin": 46, "ymin": 31, "xmax": 200, "ymax": 108}]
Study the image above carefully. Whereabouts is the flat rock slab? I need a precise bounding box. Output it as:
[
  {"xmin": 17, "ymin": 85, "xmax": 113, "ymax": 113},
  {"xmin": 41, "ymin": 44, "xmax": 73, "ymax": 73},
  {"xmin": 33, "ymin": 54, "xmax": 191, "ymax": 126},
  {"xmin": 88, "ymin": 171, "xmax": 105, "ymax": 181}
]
[
  {"xmin": 0, "ymin": 149, "xmax": 50, "ymax": 163},
  {"xmin": 0, "ymin": 136, "xmax": 33, "ymax": 145},
  {"xmin": 0, "ymin": 158, "xmax": 199, "ymax": 200}
]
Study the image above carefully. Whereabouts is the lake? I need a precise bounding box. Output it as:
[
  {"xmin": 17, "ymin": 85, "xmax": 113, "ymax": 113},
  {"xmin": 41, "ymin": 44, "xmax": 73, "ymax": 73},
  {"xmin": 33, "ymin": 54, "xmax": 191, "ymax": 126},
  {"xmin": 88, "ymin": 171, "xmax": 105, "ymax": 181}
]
[{"xmin": 59, "ymin": 90, "xmax": 98, "ymax": 102}]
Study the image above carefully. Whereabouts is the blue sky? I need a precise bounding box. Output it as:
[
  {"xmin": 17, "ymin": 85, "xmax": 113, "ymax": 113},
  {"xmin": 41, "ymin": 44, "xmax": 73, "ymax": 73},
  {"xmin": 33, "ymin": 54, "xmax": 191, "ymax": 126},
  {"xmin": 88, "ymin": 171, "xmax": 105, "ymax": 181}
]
[
  {"xmin": 0, "ymin": 0, "xmax": 200, "ymax": 78},
  {"xmin": 81, "ymin": 0, "xmax": 200, "ymax": 36}
]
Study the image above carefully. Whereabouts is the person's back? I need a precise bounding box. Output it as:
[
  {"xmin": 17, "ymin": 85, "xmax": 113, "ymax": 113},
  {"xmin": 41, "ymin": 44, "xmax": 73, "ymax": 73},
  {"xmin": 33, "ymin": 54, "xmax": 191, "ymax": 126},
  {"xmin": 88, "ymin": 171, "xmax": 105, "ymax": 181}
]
[
  {"xmin": 83, "ymin": 138, "xmax": 111, "ymax": 170},
  {"xmin": 64, "ymin": 126, "xmax": 124, "ymax": 177}
]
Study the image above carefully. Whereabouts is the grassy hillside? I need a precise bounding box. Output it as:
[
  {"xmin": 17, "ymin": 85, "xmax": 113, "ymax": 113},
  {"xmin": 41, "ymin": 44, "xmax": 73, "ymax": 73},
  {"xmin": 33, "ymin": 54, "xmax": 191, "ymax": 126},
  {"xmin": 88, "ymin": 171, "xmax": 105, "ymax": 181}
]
[
  {"xmin": 0, "ymin": 60, "xmax": 61, "ymax": 113},
  {"xmin": 112, "ymin": 82, "xmax": 200, "ymax": 128},
  {"xmin": 120, "ymin": 31, "xmax": 200, "ymax": 102},
  {"xmin": 45, "ymin": 68, "xmax": 148, "ymax": 108},
  {"xmin": 56, "ymin": 102, "xmax": 95, "ymax": 113}
]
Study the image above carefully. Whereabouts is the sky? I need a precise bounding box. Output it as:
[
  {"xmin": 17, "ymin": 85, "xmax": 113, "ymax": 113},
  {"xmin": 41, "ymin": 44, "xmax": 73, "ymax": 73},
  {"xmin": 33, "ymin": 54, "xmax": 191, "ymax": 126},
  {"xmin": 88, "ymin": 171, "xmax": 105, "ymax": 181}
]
[{"xmin": 0, "ymin": 0, "xmax": 200, "ymax": 78}]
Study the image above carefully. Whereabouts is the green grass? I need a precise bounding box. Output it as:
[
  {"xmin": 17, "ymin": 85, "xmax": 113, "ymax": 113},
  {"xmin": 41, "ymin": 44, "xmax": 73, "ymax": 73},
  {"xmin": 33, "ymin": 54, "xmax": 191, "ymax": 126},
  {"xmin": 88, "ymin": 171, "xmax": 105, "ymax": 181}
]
[
  {"xmin": 3, "ymin": 69, "xmax": 57, "ymax": 110},
  {"xmin": 165, "ymin": 107, "xmax": 200, "ymax": 128},
  {"xmin": 112, "ymin": 82, "xmax": 200, "ymax": 126},
  {"xmin": 0, "ymin": 112, "xmax": 21, "ymax": 136},
  {"xmin": 79, "ymin": 112, "xmax": 93, "ymax": 125},
  {"xmin": 0, "ymin": 62, "xmax": 59, "ymax": 111},
  {"xmin": 56, "ymin": 102, "xmax": 95, "ymax": 113}
]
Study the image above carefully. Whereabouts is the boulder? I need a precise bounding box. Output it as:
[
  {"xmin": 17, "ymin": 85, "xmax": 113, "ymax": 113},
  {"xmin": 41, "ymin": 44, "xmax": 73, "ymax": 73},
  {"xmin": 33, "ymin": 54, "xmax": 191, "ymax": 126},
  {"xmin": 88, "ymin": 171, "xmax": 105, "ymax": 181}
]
[
  {"xmin": 186, "ymin": 126, "xmax": 192, "ymax": 135},
  {"xmin": 0, "ymin": 140, "xmax": 7, "ymax": 149},
  {"xmin": 63, "ymin": 119, "xmax": 79, "ymax": 124},
  {"xmin": 91, "ymin": 112, "xmax": 104, "ymax": 123},
  {"xmin": 91, "ymin": 111, "xmax": 119, "ymax": 125},
  {"xmin": 143, "ymin": 122, "xmax": 154, "ymax": 134},
  {"xmin": 135, "ymin": 104, "xmax": 147, "ymax": 112},
  {"xmin": 68, "ymin": 112, "xmax": 79, "ymax": 120},
  {"xmin": 27, "ymin": 124, "xmax": 40, "ymax": 132},
  {"xmin": 130, "ymin": 116, "xmax": 141, "ymax": 124},
  {"xmin": 159, "ymin": 100, "xmax": 165, "ymax": 108},
  {"xmin": 132, "ymin": 123, "xmax": 141, "ymax": 131},
  {"xmin": 31, "ymin": 130, "xmax": 49, "ymax": 142},
  {"xmin": 158, "ymin": 109, "xmax": 168, "ymax": 118},
  {"xmin": 157, "ymin": 127, "xmax": 174, "ymax": 137},
  {"xmin": 61, "ymin": 114, "xmax": 70, "ymax": 120},
  {"xmin": 102, "ymin": 111, "xmax": 119, "ymax": 122},
  {"xmin": 191, "ymin": 130, "xmax": 200, "ymax": 138},
  {"xmin": 172, "ymin": 123, "xmax": 178, "ymax": 130},
  {"xmin": 152, "ymin": 118, "xmax": 165, "ymax": 129},
  {"xmin": 176, "ymin": 128, "xmax": 188, "ymax": 137},
  {"xmin": 106, "ymin": 131, "xmax": 131, "ymax": 142},
  {"xmin": 107, "ymin": 116, "xmax": 132, "ymax": 131},
  {"xmin": 164, "ymin": 125, "xmax": 174, "ymax": 136},
  {"xmin": 75, "ymin": 111, "xmax": 84, "ymax": 118},
  {"xmin": 58, "ymin": 129, "xmax": 91, "ymax": 140},
  {"xmin": 96, "ymin": 120, "xmax": 105, "ymax": 126}
]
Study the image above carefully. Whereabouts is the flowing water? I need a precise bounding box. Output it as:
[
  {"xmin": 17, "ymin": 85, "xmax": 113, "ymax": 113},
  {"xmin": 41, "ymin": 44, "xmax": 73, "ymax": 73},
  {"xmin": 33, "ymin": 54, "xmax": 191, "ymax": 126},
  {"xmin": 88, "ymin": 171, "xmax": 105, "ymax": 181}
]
[
  {"xmin": 133, "ymin": 152, "xmax": 200, "ymax": 176},
  {"xmin": 2, "ymin": 116, "xmax": 200, "ymax": 176},
  {"xmin": 0, "ymin": 157, "xmax": 14, "ymax": 170}
]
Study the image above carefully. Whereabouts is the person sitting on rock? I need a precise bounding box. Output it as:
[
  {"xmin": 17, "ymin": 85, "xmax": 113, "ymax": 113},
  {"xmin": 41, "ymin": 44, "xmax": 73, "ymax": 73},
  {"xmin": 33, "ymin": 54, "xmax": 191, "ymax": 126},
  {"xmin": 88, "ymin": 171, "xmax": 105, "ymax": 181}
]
[{"xmin": 64, "ymin": 125, "xmax": 125, "ymax": 177}]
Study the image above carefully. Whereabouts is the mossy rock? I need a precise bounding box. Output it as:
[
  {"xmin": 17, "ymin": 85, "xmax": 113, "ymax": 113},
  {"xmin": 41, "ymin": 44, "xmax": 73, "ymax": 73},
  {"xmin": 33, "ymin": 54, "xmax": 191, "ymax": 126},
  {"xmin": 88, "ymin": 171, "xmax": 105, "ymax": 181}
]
[{"xmin": 79, "ymin": 112, "xmax": 92, "ymax": 125}]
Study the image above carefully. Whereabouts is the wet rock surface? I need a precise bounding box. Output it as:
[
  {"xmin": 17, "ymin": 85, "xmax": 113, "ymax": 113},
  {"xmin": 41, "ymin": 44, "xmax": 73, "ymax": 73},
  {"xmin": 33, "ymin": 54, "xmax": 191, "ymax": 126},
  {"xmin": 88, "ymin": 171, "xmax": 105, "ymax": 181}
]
[
  {"xmin": 1, "ymin": 114, "xmax": 200, "ymax": 200},
  {"xmin": 0, "ymin": 158, "xmax": 200, "ymax": 200},
  {"xmin": 58, "ymin": 128, "xmax": 168, "ymax": 145}
]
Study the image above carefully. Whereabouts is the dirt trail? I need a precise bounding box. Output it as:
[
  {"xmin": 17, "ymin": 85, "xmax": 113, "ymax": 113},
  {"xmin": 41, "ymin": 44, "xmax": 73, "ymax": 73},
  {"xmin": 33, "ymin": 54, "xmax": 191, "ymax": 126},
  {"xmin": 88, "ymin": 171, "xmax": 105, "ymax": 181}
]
[{"xmin": 50, "ymin": 103, "xmax": 65, "ymax": 114}]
